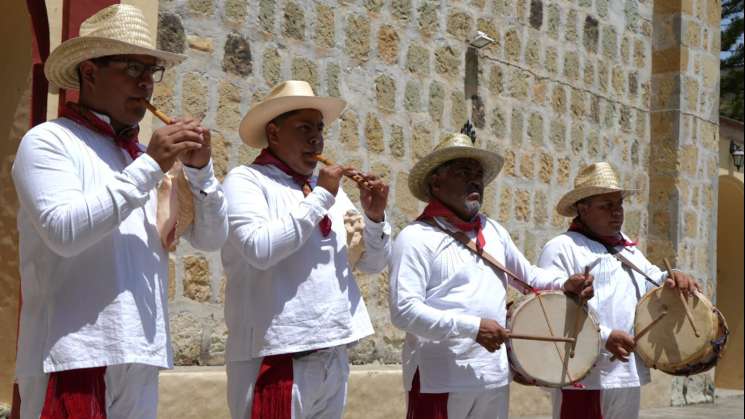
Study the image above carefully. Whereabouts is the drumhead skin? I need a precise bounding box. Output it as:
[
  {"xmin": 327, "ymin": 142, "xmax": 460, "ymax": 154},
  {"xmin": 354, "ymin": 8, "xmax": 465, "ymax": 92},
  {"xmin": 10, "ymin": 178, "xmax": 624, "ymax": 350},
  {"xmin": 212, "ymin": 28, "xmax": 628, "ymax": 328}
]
[
  {"xmin": 507, "ymin": 291, "xmax": 601, "ymax": 388},
  {"xmin": 634, "ymin": 286, "xmax": 719, "ymax": 372}
]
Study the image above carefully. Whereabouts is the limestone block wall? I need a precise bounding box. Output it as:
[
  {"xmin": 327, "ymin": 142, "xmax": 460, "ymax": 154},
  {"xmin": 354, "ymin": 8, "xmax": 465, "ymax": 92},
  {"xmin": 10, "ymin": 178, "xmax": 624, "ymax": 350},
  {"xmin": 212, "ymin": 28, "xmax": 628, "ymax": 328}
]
[{"xmin": 149, "ymin": 0, "xmax": 716, "ymax": 372}]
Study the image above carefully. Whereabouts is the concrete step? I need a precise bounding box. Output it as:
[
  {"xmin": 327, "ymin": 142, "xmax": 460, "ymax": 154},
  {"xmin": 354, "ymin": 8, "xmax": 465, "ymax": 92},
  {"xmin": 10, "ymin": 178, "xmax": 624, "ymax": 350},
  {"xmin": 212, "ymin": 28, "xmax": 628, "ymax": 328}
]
[{"xmin": 158, "ymin": 365, "xmax": 676, "ymax": 419}]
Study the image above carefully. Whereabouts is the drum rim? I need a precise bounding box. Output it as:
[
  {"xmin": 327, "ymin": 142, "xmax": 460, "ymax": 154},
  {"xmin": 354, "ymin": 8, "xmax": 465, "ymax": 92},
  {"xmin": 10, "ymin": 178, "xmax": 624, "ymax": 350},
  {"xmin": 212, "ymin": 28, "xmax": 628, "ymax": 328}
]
[
  {"xmin": 634, "ymin": 286, "xmax": 719, "ymax": 370},
  {"xmin": 654, "ymin": 306, "xmax": 730, "ymax": 375},
  {"xmin": 506, "ymin": 291, "xmax": 602, "ymax": 388}
]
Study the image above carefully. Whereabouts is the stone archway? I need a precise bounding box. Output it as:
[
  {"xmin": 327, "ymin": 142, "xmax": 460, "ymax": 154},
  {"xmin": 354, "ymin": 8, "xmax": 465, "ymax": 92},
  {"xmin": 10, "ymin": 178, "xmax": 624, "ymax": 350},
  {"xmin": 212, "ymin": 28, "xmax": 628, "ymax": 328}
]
[{"xmin": 715, "ymin": 174, "xmax": 744, "ymax": 390}]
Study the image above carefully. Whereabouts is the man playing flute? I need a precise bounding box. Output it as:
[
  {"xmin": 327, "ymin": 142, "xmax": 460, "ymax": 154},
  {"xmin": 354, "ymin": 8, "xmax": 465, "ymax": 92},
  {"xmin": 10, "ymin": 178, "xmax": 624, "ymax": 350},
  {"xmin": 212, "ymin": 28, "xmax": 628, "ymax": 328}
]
[
  {"xmin": 12, "ymin": 4, "xmax": 227, "ymax": 418},
  {"xmin": 221, "ymin": 80, "xmax": 391, "ymax": 419}
]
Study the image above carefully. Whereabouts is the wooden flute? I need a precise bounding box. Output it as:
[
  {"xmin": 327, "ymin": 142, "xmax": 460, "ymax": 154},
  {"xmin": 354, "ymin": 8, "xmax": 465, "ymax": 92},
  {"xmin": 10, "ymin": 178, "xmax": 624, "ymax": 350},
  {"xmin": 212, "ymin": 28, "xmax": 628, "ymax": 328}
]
[
  {"xmin": 142, "ymin": 99, "xmax": 173, "ymax": 125},
  {"xmin": 314, "ymin": 154, "xmax": 373, "ymax": 189}
]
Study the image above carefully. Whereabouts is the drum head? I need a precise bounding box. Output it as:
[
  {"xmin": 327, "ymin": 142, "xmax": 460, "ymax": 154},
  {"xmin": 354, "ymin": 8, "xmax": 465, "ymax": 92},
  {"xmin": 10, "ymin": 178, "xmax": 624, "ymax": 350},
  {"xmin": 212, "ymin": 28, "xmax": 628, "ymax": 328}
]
[
  {"xmin": 507, "ymin": 292, "xmax": 601, "ymax": 387},
  {"xmin": 634, "ymin": 286, "xmax": 719, "ymax": 371}
]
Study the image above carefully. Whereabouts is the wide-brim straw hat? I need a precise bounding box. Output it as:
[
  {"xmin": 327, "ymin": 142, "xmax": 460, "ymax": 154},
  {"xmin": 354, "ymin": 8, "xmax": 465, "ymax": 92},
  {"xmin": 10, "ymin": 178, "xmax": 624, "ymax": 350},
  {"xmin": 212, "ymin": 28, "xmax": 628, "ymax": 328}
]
[
  {"xmin": 239, "ymin": 80, "xmax": 347, "ymax": 148},
  {"xmin": 408, "ymin": 133, "xmax": 504, "ymax": 202},
  {"xmin": 44, "ymin": 4, "xmax": 186, "ymax": 90},
  {"xmin": 556, "ymin": 162, "xmax": 638, "ymax": 217}
]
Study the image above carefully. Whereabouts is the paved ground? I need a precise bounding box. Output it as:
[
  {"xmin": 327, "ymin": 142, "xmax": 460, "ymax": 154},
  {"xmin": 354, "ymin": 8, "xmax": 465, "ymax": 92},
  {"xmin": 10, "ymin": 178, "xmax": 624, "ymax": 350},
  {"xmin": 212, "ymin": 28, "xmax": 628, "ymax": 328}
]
[{"xmin": 517, "ymin": 394, "xmax": 744, "ymax": 419}]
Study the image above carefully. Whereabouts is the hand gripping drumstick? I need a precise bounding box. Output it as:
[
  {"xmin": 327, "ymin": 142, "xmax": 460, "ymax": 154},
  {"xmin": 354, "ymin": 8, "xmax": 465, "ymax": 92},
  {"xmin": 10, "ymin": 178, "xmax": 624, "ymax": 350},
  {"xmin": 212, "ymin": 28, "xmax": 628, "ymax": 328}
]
[
  {"xmin": 663, "ymin": 258, "xmax": 699, "ymax": 338},
  {"xmin": 610, "ymin": 307, "xmax": 669, "ymax": 361},
  {"xmin": 314, "ymin": 154, "xmax": 373, "ymax": 190}
]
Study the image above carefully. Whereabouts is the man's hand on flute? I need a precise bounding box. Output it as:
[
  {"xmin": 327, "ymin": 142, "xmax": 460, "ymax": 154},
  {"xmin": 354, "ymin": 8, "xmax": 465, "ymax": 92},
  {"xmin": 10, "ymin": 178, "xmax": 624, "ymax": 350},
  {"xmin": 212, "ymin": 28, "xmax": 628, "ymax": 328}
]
[
  {"xmin": 352, "ymin": 170, "xmax": 388, "ymax": 223},
  {"xmin": 146, "ymin": 117, "xmax": 206, "ymax": 172}
]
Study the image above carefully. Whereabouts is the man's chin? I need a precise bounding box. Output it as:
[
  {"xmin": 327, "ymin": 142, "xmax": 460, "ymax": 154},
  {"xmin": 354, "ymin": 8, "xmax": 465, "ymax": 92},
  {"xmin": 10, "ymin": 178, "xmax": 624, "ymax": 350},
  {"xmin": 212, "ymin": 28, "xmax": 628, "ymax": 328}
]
[{"xmin": 464, "ymin": 200, "xmax": 482, "ymax": 218}]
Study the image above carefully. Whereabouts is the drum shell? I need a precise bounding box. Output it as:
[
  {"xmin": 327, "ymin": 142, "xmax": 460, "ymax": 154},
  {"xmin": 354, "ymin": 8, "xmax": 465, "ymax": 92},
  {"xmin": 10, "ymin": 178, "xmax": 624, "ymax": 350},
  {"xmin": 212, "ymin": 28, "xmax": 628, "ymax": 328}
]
[
  {"xmin": 634, "ymin": 287, "xmax": 729, "ymax": 375},
  {"xmin": 506, "ymin": 291, "xmax": 601, "ymax": 388}
]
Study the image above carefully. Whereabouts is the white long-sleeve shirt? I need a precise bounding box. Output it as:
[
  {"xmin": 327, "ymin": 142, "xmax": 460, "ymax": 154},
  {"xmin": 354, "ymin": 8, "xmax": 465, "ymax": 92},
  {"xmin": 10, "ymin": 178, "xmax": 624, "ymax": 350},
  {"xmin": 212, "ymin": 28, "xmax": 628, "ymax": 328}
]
[
  {"xmin": 537, "ymin": 231, "xmax": 669, "ymax": 389},
  {"xmin": 221, "ymin": 164, "xmax": 390, "ymax": 360},
  {"xmin": 12, "ymin": 116, "xmax": 228, "ymax": 377},
  {"xmin": 388, "ymin": 217, "xmax": 567, "ymax": 393}
]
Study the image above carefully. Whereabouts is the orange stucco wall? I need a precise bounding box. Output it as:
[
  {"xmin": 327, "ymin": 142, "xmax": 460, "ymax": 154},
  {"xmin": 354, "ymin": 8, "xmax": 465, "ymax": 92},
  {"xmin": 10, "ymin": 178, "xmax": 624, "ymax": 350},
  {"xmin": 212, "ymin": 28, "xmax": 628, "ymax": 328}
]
[{"xmin": 0, "ymin": 1, "xmax": 32, "ymax": 405}]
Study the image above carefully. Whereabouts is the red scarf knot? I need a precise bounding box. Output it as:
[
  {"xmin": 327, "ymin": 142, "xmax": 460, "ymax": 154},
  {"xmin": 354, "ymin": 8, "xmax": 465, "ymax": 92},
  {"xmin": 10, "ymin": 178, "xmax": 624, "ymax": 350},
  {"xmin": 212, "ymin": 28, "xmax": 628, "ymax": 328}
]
[
  {"xmin": 418, "ymin": 199, "xmax": 486, "ymax": 249},
  {"xmin": 568, "ymin": 218, "xmax": 637, "ymax": 248},
  {"xmin": 253, "ymin": 148, "xmax": 332, "ymax": 237},
  {"xmin": 61, "ymin": 102, "xmax": 142, "ymax": 160}
]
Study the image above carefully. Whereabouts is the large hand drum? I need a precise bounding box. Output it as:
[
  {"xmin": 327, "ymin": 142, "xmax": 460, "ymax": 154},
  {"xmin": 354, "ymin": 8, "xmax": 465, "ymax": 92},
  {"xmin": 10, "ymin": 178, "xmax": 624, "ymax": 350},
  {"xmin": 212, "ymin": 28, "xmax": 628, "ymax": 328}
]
[
  {"xmin": 507, "ymin": 291, "xmax": 601, "ymax": 387},
  {"xmin": 635, "ymin": 286, "xmax": 729, "ymax": 375}
]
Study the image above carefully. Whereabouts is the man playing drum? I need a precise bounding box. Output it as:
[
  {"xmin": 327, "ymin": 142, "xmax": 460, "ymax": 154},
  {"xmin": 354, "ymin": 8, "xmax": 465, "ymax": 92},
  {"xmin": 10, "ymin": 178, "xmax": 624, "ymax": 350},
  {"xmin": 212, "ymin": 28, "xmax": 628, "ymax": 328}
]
[
  {"xmin": 11, "ymin": 4, "xmax": 228, "ymax": 418},
  {"xmin": 537, "ymin": 162, "xmax": 700, "ymax": 419},
  {"xmin": 388, "ymin": 132, "xmax": 593, "ymax": 419},
  {"xmin": 221, "ymin": 80, "xmax": 391, "ymax": 419}
]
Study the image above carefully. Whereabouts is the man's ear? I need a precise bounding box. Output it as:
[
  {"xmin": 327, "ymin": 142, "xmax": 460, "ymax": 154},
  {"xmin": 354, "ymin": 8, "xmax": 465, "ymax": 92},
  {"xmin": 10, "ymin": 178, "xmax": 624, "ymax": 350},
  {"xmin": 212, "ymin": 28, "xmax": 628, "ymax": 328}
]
[
  {"xmin": 265, "ymin": 122, "xmax": 280, "ymax": 147},
  {"xmin": 575, "ymin": 201, "xmax": 587, "ymax": 218},
  {"xmin": 428, "ymin": 173, "xmax": 440, "ymax": 196},
  {"xmin": 78, "ymin": 61, "xmax": 97, "ymax": 88}
]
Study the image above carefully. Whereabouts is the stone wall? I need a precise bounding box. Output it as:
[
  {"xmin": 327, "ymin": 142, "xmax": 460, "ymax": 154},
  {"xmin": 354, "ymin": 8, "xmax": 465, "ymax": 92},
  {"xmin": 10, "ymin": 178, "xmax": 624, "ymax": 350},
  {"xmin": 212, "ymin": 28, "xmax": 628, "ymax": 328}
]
[
  {"xmin": 648, "ymin": 0, "xmax": 722, "ymax": 404},
  {"xmin": 152, "ymin": 0, "xmax": 719, "ymax": 381}
]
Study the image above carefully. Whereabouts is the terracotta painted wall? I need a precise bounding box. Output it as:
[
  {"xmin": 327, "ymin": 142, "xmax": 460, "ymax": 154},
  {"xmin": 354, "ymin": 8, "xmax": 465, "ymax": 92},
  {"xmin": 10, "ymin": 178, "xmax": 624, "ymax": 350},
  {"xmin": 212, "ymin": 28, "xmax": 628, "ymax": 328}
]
[{"xmin": 0, "ymin": 2, "xmax": 32, "ymax": 405}]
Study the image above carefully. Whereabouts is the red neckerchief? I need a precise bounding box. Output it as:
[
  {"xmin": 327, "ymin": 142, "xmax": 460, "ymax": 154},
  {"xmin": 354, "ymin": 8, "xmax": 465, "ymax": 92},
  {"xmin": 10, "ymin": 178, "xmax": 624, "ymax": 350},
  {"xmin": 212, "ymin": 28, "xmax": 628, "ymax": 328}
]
[
  {"xmin": 418, "ymin": 198, "xmax": 486, "ymax": 249},
  {"xmin": 568, "ymin": 218, "xmax": 637, "ymax": 248},
  {"xmin": 253, "ymin": 148, "xmax": 332, "ymax": 237},
  {"xmin": 61, "ymin": 102, "xmax": 142, "ymax": 160}
]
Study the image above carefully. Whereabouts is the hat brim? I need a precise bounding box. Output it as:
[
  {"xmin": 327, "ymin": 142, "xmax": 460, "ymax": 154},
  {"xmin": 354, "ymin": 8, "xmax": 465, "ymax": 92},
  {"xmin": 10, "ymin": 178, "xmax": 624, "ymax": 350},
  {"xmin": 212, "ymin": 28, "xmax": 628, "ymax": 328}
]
[
  {"xmin": 408, "ymin": 146, "xmax": 504, "ymax": 202},
  {"xmin": 44, "ymin": 36, "xmax": 187, "ymax": 90},
  {"xmin": 556, "ymin": 186, "xmax": 638, "ymax": 217},
  {"xmin": 239, "ymin": 95, "xmax": 347, "ymax": 147}
]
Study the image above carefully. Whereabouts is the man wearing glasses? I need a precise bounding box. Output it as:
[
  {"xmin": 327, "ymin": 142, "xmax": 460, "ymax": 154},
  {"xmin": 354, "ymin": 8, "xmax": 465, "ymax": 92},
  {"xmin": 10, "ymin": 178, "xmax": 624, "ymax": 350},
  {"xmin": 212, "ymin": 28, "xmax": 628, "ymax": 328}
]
[{"xmin": 11, "ymin": 5, "xmax": 227, "ymax": 418}]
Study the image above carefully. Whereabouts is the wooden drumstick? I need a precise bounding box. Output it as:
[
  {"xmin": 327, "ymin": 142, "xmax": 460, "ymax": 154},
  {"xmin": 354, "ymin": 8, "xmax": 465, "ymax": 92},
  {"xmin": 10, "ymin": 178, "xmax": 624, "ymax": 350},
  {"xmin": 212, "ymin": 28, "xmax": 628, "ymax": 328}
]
[
  {"xmin": 610, "ymin": 308, "xmax": 668, "ymax": 361},
  {"xmin": 663, "ymin": 258, "xmax": 699, "ymax": 337},
  {"xmin": 569, "ymin": 265, "xmax": 591, "ymax": 358},
  {"xmin": 314, "ymin": 154, "xmax": 373, "ymax": 190},
  {"xmin": 143, "ymin": 99, "xmax": 173, "ymax": 125},
  {"xmin": 508, "ymin": 333, "xmax": 576, "ymax": 344}
]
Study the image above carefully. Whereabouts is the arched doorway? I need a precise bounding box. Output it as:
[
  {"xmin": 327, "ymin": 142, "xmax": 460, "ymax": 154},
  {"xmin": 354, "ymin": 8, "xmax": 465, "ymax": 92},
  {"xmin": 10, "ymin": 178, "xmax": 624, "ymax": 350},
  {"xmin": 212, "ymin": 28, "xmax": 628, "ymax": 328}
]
[{"xmin": 715, "ymin": 174, "xmax": 744, "ymax": 389}]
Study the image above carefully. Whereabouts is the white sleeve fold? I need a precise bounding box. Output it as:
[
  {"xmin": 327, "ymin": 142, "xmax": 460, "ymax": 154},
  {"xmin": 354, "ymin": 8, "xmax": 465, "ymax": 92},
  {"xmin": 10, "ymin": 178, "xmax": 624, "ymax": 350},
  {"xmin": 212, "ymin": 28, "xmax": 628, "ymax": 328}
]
[
  {"xmin": 389, "ymin": 232, "xmax": 481, "ymax": 341},
  {"xmin": 181, "ymin": 160, "xmax": 228, "ymax": 251},
  {"xmin": 12, "ymin": 132, "xmax": 163, "ymax": 258},
  {"xmin": 224, "ymin": 169, "xmax": 335, "ymax": 271}
]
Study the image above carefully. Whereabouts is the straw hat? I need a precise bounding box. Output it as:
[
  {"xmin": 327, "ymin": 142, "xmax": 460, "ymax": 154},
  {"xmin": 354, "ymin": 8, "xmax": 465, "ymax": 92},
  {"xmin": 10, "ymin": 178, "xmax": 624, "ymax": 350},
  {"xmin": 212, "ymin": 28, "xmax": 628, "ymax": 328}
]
[
  {"xmin": 239, "ymin": 80, "xmax": 347, "ymax": 148},
  {"xmin": 44, "ymin": 4, "xmax": 186, "ymax": 90},
  {"xmin": 556, "ymin": 162, "xmax": 637, "ymax": 217},
  {"xmin": 408, "ymin": 133, "xmax": 504, "ymax": 202}
]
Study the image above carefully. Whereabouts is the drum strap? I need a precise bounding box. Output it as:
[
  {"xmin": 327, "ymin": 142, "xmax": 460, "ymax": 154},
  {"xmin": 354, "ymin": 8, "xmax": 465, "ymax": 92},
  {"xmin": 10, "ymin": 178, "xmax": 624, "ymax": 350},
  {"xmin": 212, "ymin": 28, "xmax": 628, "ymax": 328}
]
[
  {"xmin": 571, "ymin": 230, "xmax": 661, "ymax": 291},
  {"xmin": 420, "ymin": 218, "xmax": 535, "ymax": 294}
]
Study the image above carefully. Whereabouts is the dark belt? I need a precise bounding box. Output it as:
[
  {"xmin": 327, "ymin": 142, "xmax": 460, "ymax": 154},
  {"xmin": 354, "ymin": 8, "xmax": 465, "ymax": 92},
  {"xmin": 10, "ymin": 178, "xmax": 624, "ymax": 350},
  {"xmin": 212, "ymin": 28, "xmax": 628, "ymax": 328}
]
[{"xmin": 292, "ymin": 348, "xmax": 328, "ymax": 359}]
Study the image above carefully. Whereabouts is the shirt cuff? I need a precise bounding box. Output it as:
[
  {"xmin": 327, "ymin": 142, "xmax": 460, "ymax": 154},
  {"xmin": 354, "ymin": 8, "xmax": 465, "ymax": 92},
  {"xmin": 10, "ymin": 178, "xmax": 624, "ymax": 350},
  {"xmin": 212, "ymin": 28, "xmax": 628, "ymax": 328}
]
[
  {"xmin": 183, "ymin": 160, "xmax": 220, "ymax": 198},
  {"xmin": 308, "ymin": 186, "xmax": 336, "ymax": 211},
  {"xmin": 599, "ymin": 325, "xmax": 612, "ymax": 344},
  {"xmin": 363, "ymin": 211, "xmax": 391, "ymax": 239},
  {"xmin": 659, "ymin": 271, "xmax": 670, "ymax": 285},
  {"xmin": 125, "ymin": 153, "xmax": 164, "ymax": 193},
  {"xmin": 458, "ymin": 314, "xmax": 482, "ymax": 340}
]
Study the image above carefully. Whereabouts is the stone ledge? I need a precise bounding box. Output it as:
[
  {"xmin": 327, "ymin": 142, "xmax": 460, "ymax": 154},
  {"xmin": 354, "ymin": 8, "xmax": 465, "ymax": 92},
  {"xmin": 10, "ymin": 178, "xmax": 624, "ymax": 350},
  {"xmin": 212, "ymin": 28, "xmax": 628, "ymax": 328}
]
[{"xmin": 158, "ymin": 365, "xmax": 675, "ymax": 418}]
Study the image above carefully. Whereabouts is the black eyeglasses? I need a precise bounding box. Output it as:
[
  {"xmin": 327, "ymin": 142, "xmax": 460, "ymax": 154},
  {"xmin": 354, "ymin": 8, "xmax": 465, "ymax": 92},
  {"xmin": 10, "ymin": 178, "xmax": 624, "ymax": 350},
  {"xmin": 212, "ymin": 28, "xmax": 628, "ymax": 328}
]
[{"xmin": 107, "ymin": 58, "xmax": 166, "ymax": 82}]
